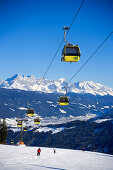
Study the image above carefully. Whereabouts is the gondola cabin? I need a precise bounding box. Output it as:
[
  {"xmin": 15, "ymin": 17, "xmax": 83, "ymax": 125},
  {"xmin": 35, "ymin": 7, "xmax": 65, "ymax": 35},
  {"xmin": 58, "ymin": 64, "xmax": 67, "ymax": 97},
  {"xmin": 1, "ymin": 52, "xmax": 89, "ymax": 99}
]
[
  {"xmin": 23, "ymin": 127, "xmax": 28, "ymax": 131},
  {"xmin": 34, "ymin": 118, "xmax": 40, "ymax": 124},
  {"xmin": 27, "ymin": 109, "xmax": 34, "ymax": 116},
  {"xmin": 59, "ymin": 96, "xmax": 69, "ymax": 105},
  {"xmin": 61, "ymin": 44, "xmax": 80, "ymax": 62},
  {"xmin": 17, "ymin": 121, "xmax": 22, "ymax": 127},
  {"xmin": 11, "ymin": 140, "xmax": 14, "ymax": 144}
]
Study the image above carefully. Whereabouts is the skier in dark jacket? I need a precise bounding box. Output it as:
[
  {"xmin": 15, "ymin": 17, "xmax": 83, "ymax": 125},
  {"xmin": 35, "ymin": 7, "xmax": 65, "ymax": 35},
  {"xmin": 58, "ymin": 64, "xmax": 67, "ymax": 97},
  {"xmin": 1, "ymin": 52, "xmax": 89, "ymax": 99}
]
[
  {"xmin": 37, "ymin": 148, "xmax": 41, "ymax": 156},
  {"xmin": 53, "ymin": 148, "xmax": 56, "ymax": 154}
]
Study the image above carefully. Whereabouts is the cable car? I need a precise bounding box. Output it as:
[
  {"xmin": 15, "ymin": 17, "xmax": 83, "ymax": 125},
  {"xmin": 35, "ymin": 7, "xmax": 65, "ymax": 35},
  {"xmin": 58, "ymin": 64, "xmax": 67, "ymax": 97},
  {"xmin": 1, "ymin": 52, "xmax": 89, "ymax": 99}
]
[
  {"xmin": 58, "ymin": 96, "xmax": 69, "ymax": 105},
  {"xmin": 61, "ymin": 44, "xmax": 81, "ymax": 62},
  {"xmin": 11, "ymin": 140, "xmax": 14, "ymax": 144},
  {"xmin": 17, "ymin": 121, "xmax": 22, "ymax": 127},
  {"xmin": 23, "ymin": 127, "xmax": 28, "ymax": 131},
  {"xmin": 27, "ymin": 109, "xmax": 34, "ymax": 116},
  {"xmin": 34, "ymin": 117, "xmax": 40, "ymax": 124}
]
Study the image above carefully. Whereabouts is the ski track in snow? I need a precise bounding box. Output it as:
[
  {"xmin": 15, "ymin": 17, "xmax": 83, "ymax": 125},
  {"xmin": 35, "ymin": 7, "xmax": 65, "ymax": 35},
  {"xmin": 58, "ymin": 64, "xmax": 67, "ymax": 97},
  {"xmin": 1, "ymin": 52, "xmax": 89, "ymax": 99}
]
[{"xmin": 0, "ymin": 145, "xmax": 113, "ymax": 170}]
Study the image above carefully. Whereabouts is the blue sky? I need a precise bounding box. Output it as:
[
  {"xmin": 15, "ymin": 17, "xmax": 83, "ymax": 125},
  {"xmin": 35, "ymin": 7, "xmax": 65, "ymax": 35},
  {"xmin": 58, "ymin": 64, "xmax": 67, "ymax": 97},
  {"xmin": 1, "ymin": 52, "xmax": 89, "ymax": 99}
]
[{"xmin": 0, "ymin": 0, "xmax": 113, "ymax": 88}]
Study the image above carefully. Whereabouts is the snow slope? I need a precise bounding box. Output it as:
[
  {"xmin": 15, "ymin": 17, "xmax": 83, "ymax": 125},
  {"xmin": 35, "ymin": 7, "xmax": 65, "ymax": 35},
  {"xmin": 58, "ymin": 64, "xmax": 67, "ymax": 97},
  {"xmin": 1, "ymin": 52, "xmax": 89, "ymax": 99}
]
[
  {"xmin": 0, "ymin": 145, "xmax": 113, "ymax": 170},
  {"xmin": 0, "ymin": 74, "xmax": 113, "ymax": 96}
]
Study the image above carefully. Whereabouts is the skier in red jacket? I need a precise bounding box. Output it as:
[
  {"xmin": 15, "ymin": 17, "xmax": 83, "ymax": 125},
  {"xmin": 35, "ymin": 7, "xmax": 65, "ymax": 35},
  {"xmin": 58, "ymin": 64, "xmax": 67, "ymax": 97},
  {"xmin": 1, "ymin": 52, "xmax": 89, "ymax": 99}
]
[{"xmin": 37, "ymin": 148, "xmax": 41, "ymax": 156}]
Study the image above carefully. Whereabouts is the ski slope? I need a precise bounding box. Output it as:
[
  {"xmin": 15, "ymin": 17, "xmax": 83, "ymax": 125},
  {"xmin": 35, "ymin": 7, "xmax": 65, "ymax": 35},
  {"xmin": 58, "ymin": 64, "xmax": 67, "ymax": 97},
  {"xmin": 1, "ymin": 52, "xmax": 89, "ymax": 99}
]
[{"xmin": 0, "ymin": 145, "xmax": 113, "ymax": 170}]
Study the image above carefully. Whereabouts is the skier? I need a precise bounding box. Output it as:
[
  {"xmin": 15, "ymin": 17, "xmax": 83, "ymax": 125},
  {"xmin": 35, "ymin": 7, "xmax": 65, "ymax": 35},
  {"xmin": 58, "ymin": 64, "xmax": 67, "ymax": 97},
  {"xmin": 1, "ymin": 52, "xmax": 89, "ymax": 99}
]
[
  {"xmin": 82, "ymin": 146, "xmax": 85, "ymax": 151},
  {"xmin": 37, "ymin": 148, "xmax": 41, "ymax": 156},
  {"xmin": 53, "ymin": 148, "xmax": 56, "ymax": 154}
]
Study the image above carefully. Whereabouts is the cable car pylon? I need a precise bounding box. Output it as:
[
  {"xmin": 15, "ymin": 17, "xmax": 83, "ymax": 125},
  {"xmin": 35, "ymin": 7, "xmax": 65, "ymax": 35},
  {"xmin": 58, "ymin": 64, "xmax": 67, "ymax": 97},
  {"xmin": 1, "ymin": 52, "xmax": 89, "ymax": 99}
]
[{"xmin": 16, "ymin": 118, "xmax": 28, "ymax": 145}]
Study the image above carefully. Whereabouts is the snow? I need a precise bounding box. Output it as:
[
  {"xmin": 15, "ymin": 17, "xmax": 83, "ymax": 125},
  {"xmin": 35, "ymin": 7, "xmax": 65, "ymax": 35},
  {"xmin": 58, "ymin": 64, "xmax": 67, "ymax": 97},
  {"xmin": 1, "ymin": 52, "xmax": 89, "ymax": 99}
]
[
  {"xmin": 101, "ymin": 106, "xmax": 109, "ymax": 110},
  {"xmin": 52, "ymin": 127, "xmax": 64, "ymax": 134},
  {"xmin": 0, "ymin": 74, "xmax": 113, "ymax": 96},
  {"xmin": 18, "ymin": 107, "xmax": 27, "ymax": 110},
  {"xmin": 104, "ymin": 106, "xmax": 109, "ymax": 109},
  {"xmin": 78, "ymin": 103, "xmax": 89, "ymax": 108},
  {"xmin": 35, "ymin": 127, "xmax": 64, "ymax": 134},
  {"xmin": 6, "ymin": 118, "xmax": 17, "ymax": 127},
  {"xmin": 6, "ymin": 113, "xmax": 97, "ymax": 132},
  {"xmin": 59, "ymin": 109, "xmax": 66, "ymax": 114},
  {"xmin": 9, "ymin": 108, "xmax": 15, "ymax": 111},
  {"xmin": 68, "ymin": 107, "xmax": 74, "ymax": 111},
  {"xmin": 71, "ymin": 81, "xmax": 113, "ymax": 96},
  {"xmin": 95, "ymin": 118, "xmax": 113, "ymax": 123},
  {"xmin": 46, "ymin": 101, "xmax": 53, "ymax": 104},
  {"xmin": 72, "ymin": 113, "xmax": 96, "ymax": 121},
  {"xmin": 0, "ymin": 145, "xmax": 113, "ymax": 170},
  {"xmin": 36, "ymin": 127, "xmax": 54, "ymax": 133},
  {"xmin": 50, "ymin": 104, "xmax": 57, "ymax": 107}
]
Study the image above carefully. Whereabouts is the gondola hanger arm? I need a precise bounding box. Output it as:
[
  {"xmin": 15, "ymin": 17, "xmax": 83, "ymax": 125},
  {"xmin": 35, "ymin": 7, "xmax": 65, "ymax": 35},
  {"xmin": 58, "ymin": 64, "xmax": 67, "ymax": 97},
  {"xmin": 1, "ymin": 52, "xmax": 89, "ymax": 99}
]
[
  {"xmin": 64, "ymin": 85, "xmax": 68, "ymax": 95},
  {"xmin": 63, "ymin": 26, "xmax": 71, "ymax": 44}
]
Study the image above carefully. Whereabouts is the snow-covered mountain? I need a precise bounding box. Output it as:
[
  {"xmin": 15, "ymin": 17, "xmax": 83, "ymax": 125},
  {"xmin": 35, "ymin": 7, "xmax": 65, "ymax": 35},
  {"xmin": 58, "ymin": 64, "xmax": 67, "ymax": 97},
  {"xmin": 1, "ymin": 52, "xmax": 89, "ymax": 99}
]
[{"xmin": 0, "ymin": 74, "xmax": 113, "ymax": 96}]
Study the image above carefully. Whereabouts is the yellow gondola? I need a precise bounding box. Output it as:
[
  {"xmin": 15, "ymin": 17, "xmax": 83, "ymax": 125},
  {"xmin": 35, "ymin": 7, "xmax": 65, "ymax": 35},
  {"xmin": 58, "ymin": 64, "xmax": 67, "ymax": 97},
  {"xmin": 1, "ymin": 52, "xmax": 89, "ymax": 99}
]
[
  {"xmin": 59, "ymin": 96, "xmax": 69, "ymax": 105},
  {"xmin": 17, "ymin": 121, "xmax": 22, "ymax": 127},
  {"xmin": 61, "ymin": 44, "xmax": 81, "ymax": 62},
  {"xmin": 34, "ymin": 117, "xmax": 40, "ymax": 124},
  {"xmin": 23, "ymin": 127, "xmax": 28, "ymax": 131},
  {"xmin": 11, "ymin": 140, "xmax": 14, "ymax": 144},
  {"xmin": 27, "ymin": 109, "xmax": 34, "ymax": 116}
]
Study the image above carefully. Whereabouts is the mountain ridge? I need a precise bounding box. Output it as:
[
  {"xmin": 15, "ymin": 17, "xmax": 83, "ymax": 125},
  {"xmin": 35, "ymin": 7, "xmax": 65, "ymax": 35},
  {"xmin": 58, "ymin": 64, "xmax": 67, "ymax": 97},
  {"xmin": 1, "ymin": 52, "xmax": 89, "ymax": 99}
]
[{"xmin": 0, "ymin": 74, "xmax": 113, "ymax": 96}]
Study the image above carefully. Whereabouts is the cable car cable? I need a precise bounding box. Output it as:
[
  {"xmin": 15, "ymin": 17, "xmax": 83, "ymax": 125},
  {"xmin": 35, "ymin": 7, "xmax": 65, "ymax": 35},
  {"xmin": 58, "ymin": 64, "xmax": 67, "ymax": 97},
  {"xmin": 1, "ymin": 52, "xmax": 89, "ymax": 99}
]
[
  {"xmin": 37, "ymin": 0, "xmax": 85, "ymax": 89},
  {"xmin": 68, "ymin": 31, "xmax": 113, "ymax": 84},
  {"xmin": 37, "ymin": 38, "xmax": 64, "ymax": 90},
  {"xmin": 53, "ymin": 31, "xmax": 113, "ymax": 98},
  {"xmin": 68, "ymin": 0, "xmax": 85, "ymax": 30}
]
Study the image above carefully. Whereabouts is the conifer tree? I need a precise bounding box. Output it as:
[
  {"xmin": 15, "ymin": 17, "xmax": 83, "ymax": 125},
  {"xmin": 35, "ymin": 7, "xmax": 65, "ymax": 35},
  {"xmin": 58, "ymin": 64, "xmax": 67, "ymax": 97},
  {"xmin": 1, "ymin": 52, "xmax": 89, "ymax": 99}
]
[{"xmin": 0, "ymin": 119, "xmax": 7, "ymax": 144}]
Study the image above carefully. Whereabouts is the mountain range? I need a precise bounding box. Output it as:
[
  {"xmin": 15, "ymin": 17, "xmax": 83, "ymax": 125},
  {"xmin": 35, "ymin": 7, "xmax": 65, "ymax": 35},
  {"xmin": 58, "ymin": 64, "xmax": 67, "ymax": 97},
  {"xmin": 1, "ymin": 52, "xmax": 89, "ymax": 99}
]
[
  {"xmin": 0, "ymin": 75, "xmax": 113, "ymax": 155},
  {"xmin": 0, "ymin": 74, "xmax": 113, "ymax": 96},
  {"xmin": 0, "ymin": 74, "xmax": 113, "ymax": 123}
]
